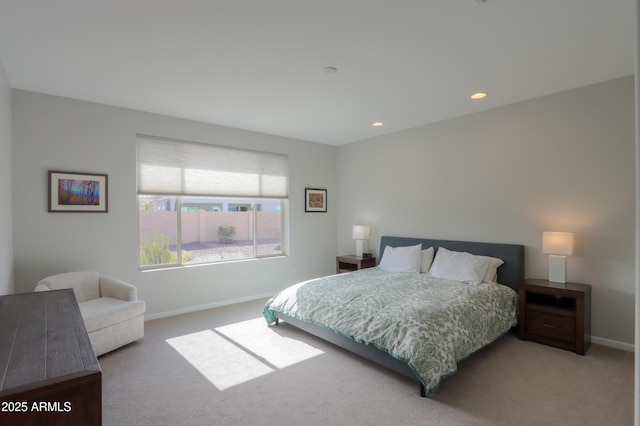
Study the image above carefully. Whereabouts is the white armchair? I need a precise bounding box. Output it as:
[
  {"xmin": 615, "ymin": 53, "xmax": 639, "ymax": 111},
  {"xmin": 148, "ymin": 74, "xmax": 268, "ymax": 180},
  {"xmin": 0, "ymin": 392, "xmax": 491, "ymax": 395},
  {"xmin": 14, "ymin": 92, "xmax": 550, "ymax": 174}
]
[{"xmin": 35, "ymin": 271, "xmax": 145, "ymax": 356}]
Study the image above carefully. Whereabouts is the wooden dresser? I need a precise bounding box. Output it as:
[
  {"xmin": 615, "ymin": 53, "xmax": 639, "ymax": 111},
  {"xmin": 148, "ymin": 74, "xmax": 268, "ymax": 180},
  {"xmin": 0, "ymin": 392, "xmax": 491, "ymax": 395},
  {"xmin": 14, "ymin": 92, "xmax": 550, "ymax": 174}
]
[{"xmin": 0, "ymin": 289, "xmax": 102, "ymax": 425}]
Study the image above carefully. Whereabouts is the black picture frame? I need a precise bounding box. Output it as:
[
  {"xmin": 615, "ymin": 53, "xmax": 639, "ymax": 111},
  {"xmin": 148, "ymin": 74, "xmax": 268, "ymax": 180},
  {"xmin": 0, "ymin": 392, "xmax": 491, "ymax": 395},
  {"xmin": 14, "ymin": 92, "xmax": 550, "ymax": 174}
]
[
  {"xmin": 305, "ymin": 188, "xmax": 327, "ymax": 212},
  {"xmin": 48, "ymin": 170, "xmax": 108, "ymax": 213}
]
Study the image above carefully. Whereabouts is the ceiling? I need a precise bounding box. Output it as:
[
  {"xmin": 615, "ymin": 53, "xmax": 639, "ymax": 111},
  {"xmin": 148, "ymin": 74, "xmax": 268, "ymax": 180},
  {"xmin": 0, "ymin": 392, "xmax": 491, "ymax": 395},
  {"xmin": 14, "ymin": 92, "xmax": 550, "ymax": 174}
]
[{"xmin": 0, "ymin": 0, "xmax": 634, "ymax": 146}]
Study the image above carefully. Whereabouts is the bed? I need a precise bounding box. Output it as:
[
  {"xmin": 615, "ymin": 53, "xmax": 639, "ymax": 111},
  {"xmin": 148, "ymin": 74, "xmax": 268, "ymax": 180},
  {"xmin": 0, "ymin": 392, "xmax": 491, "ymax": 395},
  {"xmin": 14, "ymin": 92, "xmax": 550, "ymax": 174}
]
[{"xmin": 263, "ymin": 236, "xmax": 524, "ymax": 396}]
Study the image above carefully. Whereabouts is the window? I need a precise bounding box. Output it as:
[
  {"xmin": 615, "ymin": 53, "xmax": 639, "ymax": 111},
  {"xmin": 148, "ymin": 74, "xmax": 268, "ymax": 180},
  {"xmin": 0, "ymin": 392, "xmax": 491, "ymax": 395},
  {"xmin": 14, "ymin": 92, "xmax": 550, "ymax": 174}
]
[{"xmin": 137, "ymin": 135, "xmax": 288, "ymax": 269}]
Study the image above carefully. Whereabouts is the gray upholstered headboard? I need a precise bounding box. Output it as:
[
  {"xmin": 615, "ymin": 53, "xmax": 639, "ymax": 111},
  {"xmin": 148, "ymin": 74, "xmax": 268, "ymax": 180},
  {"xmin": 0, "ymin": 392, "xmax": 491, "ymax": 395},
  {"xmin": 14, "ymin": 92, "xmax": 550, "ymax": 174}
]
[{"xmin": 379, "ymin": 236, "xmax": 525, "ymax": 292}]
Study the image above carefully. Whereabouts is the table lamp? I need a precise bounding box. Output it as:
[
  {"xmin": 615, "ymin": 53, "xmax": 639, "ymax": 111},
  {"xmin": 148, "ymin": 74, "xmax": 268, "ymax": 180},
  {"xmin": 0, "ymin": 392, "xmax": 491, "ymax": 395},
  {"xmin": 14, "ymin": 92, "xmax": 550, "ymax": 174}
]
[
  {"xmin": 542, "ymin": 231, "xmax": 574, "ymax": 283},
  {"xmin": 353, "ymin": 225, "xmax": 370, "ymax": 258}
]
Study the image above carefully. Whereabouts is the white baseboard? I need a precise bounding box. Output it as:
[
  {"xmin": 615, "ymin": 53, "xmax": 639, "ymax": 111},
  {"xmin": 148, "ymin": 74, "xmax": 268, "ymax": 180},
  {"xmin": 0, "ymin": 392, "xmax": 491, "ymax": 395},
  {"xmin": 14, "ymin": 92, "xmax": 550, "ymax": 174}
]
[
  {"xmin": 592, "ymin": 335, "xmax": 634, "ymax": 352},
  {"xmin": 143, "ymin": 292, "xmax": 274, "ymax": 321}
]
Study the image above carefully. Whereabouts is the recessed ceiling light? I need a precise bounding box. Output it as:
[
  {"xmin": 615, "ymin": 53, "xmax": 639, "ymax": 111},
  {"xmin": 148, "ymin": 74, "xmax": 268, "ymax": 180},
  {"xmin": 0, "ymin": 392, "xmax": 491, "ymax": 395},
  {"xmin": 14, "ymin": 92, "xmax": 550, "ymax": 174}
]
[
  {"xmin": 372, "ymin": 122, "xmax": 384, "ymax": 127},
  {"xmin": 323, "ymin": 67, "xmax": 338, "ymax": 75},
  {"xmin": 470, "ymin": 92, "xmax": 487, "ymax": 100}
]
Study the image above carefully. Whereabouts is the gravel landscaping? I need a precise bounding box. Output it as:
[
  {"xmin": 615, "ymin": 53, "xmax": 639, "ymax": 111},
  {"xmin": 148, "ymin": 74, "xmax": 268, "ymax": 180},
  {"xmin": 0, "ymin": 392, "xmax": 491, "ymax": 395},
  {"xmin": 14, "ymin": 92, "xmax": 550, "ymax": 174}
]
[{"xmin": 180, "ymin": 240, "xmax": 281, "ymax": 263}]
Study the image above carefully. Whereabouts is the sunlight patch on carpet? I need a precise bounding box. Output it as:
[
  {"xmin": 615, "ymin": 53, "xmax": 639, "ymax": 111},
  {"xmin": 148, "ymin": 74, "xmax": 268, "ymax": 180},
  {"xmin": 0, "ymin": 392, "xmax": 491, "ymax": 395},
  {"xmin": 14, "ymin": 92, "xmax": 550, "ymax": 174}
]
[
  {"xmin": 215, "ymin": 318, "xmax": 324, "ymax": 369},
  {"xmin": 166, "ymin": 329, "xmax": 273, "ymax": 390},
  {"xmin": 166, "ymin": 318, "xmax": 324, "ymax": 390}
]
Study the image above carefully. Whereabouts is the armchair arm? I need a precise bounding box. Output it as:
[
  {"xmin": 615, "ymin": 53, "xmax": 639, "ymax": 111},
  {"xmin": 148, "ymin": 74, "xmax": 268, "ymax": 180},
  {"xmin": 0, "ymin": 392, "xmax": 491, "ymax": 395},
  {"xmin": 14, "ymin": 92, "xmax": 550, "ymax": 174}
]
[{"xmin": 99, "ymin": 275, "xmax": 137, "ymax": 301}]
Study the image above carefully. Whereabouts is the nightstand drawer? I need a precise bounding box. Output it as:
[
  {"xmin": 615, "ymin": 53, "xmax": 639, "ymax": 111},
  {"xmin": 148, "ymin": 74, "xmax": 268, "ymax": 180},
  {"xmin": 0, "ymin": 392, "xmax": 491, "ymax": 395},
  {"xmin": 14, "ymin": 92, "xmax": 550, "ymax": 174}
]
[
  {"xmin": 335, "ymin": 255, "xmax": 376, "ymax": 274},
  {"xmin": 526, "ymin": 311, "xmax": 575, "ymax": 343}
]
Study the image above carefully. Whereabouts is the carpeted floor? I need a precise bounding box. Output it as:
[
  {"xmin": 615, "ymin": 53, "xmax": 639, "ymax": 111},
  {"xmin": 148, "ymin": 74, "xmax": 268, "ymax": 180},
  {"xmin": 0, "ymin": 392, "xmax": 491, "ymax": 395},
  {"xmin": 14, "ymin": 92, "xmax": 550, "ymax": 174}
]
[{"xmin": 99, "ymin": 298, "xmax": 634, "ymax": 425}]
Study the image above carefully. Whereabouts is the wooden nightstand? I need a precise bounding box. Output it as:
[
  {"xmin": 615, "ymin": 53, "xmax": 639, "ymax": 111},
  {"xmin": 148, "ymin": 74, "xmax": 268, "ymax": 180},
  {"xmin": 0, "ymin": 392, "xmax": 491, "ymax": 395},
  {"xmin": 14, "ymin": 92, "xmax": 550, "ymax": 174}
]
[
  {"xmin": 518, "ymin": 278, "xmax": 591, "ymax": 355},
  {"xmin": 336, "ymin": 255, "xmax": 376, "ymax": 274}
]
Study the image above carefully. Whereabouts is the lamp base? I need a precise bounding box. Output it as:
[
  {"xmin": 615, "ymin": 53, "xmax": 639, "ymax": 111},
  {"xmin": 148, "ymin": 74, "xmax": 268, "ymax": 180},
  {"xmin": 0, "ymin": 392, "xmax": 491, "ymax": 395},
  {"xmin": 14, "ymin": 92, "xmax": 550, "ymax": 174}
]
[
  {"xmin": 548, "ymin": 255, "xmax": 567, "ymax": 283},
  {"xmin": 355, "ymin": 240, "xmax": 365, "ymax": 258}
]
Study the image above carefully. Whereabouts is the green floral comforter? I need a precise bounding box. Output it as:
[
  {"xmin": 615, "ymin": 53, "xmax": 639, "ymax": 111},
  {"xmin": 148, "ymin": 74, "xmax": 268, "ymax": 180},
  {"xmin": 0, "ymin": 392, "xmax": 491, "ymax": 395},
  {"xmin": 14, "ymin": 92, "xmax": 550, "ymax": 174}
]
[{"xmin": 263, "ymin": 267, "xmax": 517, "ymax": 394}]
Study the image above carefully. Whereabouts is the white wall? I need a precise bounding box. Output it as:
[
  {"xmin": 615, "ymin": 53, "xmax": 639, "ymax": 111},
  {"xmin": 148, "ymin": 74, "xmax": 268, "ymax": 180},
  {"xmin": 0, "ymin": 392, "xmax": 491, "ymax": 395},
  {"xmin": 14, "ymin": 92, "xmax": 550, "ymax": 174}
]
[
  {"xmin": 337, "ymin": 76, "xmax": 635, "ymax": 347},
  {"xmin": 0, "ymin": 58, "xmax": 12, "ymax": 295},
  {"xmin": 12, "ymin": 90, "xmax": 337, "ymax": 316}
]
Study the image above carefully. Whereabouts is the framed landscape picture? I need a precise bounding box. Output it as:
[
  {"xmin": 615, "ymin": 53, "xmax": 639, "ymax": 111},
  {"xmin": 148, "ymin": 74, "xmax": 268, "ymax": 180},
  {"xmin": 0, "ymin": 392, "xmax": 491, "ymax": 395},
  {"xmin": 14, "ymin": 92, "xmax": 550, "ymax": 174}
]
[
  {"xmin": 48, "ymin": 170, "xmax": 108, "ymax": 212},
  {"xmin": 305, "ymin": 188, "xmax": 327, "ymax": 212}
]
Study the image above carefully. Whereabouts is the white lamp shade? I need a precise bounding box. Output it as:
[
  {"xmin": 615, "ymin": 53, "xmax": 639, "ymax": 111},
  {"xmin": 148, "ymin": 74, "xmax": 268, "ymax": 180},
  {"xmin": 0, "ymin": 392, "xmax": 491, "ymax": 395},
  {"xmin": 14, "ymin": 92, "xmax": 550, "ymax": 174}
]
[
  {"xmin": 542, "ymin": 232, "xmax": 574, "ymax": 256},
  {"xmin": 352, "ymin": 225, "xmax": 370, "ymax": 240}
]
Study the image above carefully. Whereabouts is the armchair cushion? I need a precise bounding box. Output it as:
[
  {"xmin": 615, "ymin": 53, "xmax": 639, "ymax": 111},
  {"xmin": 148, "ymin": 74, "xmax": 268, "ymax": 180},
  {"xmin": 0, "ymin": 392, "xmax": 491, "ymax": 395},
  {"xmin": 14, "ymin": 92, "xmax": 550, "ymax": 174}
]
[{"xmin": 80, "ymin": 297, "xmax": 145, "ymax": 333}]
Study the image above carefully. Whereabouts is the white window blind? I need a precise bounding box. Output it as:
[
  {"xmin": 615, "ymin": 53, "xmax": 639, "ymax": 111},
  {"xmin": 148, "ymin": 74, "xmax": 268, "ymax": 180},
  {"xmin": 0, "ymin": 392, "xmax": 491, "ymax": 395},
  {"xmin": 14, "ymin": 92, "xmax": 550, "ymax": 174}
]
[{"xmin": 136, "ymin": 135, "xmax": 289, "ymax": 198}]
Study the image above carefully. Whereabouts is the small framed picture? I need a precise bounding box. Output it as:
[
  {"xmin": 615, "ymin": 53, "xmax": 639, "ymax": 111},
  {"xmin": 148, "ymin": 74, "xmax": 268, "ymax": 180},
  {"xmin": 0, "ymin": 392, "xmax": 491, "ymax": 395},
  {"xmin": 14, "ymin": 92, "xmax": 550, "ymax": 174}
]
[
  {"xmin": 305, "ymin": 188, "xmax": 327, "ymax": 212},
  {"xmin": 48, "ymin": 170, "xmax": 108, "ymax": 212}
]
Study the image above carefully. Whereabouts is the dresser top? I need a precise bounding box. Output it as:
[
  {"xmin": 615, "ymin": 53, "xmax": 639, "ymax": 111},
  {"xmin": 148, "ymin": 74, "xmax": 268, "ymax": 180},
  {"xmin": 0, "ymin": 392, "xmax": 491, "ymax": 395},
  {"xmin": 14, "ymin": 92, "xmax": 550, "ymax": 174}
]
[{"xmin": 0, "ymin": 289, "xmax": 101, "ymax": 393}]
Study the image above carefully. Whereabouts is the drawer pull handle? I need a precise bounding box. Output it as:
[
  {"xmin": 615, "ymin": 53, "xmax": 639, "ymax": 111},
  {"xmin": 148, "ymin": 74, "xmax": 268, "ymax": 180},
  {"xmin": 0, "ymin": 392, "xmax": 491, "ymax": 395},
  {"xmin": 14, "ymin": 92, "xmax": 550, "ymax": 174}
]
[{"xmin": 542, "ymin": 324, "xmax": 556, "ymax": 329}]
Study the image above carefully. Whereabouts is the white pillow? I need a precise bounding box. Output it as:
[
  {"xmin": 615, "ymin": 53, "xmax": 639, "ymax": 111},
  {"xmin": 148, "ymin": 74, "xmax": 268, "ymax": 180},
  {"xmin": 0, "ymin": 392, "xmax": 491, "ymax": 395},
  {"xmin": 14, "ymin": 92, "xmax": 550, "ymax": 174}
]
[
  {"xmin": 420, "ymin": 247, "xmax": 435, "ymax": 273},
  {"xmin": 482, "ymin": 256, "xmax": 504, "ymax": 283},
  {"xmin": 428, "ymin": 247, "xmax": 491, "ymax": 285},
  {"xmin": 379, "ymin": 243, "xmax": 422, "ymax": 273}
]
